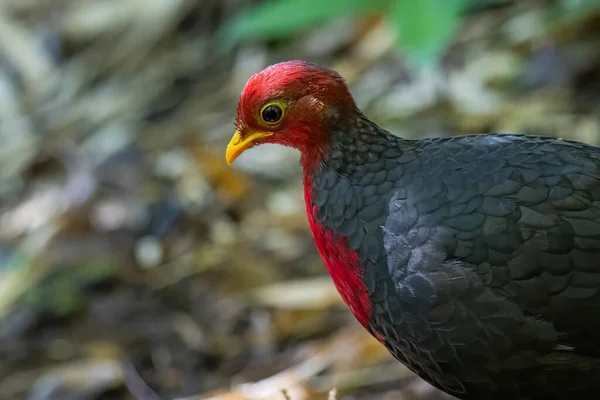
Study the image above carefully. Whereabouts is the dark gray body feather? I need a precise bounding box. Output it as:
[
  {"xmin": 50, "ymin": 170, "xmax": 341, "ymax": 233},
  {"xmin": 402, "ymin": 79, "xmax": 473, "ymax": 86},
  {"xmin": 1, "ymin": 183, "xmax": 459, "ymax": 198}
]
[{"xmin": 309, "ymin": 116, "xmax": 600, "ymax": 399}]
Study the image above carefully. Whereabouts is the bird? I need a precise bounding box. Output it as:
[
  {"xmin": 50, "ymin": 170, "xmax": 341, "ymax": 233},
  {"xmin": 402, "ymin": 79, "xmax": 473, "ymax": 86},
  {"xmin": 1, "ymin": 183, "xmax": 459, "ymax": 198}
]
[{"xmin": 225, "ymin": 60, "xmax": 600, "ymax": 400}]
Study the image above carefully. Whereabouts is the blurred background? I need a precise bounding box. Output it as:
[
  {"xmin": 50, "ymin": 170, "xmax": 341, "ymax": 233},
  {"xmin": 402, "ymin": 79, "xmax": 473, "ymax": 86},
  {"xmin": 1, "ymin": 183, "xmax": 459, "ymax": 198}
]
[{"xmin": 1, "ymin": 0, "xmax": 600, "ymax": 399}]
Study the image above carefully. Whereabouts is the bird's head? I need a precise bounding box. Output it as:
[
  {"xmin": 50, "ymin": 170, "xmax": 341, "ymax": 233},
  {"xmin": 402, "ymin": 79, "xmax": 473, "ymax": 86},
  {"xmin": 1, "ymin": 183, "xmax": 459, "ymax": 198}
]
[{"xmin": 226, "ymin": 60, "xmax": 356, "ymax": 169}]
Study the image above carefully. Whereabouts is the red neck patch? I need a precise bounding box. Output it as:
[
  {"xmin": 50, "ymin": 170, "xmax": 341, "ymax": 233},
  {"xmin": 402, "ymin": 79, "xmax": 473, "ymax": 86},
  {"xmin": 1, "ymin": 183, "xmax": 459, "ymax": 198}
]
[{"xmin": 303, "ymin": 175, "xmax": 372, "ymax": 328}]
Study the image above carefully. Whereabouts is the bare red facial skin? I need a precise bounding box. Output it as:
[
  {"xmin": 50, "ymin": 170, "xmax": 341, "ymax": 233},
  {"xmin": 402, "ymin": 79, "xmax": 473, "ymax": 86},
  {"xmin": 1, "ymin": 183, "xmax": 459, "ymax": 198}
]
[{"xmin": 234, "ymin": 60, "xmax": 358, "ymax": 172}]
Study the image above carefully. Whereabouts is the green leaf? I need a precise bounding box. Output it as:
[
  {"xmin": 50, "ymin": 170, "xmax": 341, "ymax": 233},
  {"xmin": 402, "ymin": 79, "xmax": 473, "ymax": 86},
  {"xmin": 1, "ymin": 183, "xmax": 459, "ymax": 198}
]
[
  {"xmin": 220, "ymin": 0, "xmax": 386, "ymax": 47},
  {"xmin": 388, "ymin": 0, "xmax": 469, "ymax": 66}
]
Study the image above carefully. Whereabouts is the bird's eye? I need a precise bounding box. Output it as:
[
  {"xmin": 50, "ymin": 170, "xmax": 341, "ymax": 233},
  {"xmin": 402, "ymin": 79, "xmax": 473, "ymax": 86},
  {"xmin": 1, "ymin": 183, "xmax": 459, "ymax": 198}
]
[{"xmin": 261, "ymin": 104, "xmax": 283, "ymax": 124}]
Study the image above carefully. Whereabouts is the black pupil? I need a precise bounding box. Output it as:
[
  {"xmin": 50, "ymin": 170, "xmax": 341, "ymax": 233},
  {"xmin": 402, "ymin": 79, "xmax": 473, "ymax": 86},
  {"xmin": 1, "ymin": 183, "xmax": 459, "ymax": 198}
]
[{"xmin": 262, "ymin": 105, "xmax": 282, "ymax": 122}]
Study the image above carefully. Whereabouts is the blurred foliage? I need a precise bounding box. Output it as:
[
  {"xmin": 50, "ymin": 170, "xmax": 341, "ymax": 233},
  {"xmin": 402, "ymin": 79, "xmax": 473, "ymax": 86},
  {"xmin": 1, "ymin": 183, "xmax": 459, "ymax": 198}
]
[
  {"xmin": 22, "ymin": 258, "xmax": 116, "ymax": 317},
  {"xmin": 222, "ymin": 0, "xmax": 600, "ymax": 66},
  {"xmin": 222, "ymin": 0, "xmax": 498, "ymax": 65},
  {"xmin": 221, "ymin": 0, "xmax": 387, "ymax": 47},
  {"xmin": 389, "ymin": 0, "xmax": 468, "ymax": 64}
]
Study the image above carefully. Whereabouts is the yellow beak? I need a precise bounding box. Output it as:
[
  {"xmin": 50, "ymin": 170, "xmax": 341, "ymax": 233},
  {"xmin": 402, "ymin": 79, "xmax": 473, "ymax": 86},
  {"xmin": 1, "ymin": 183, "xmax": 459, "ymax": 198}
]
[{"xmin": 225, "ymin": 130, "xmax": 273, "ymax": 165}]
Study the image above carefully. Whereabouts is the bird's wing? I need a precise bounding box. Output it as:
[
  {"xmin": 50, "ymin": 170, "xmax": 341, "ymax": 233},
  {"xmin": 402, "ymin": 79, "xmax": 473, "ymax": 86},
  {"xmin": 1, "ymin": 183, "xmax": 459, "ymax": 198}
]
[{"xmin": 370, "ymin": 135, "xmax": 600, "ymax": 395}]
